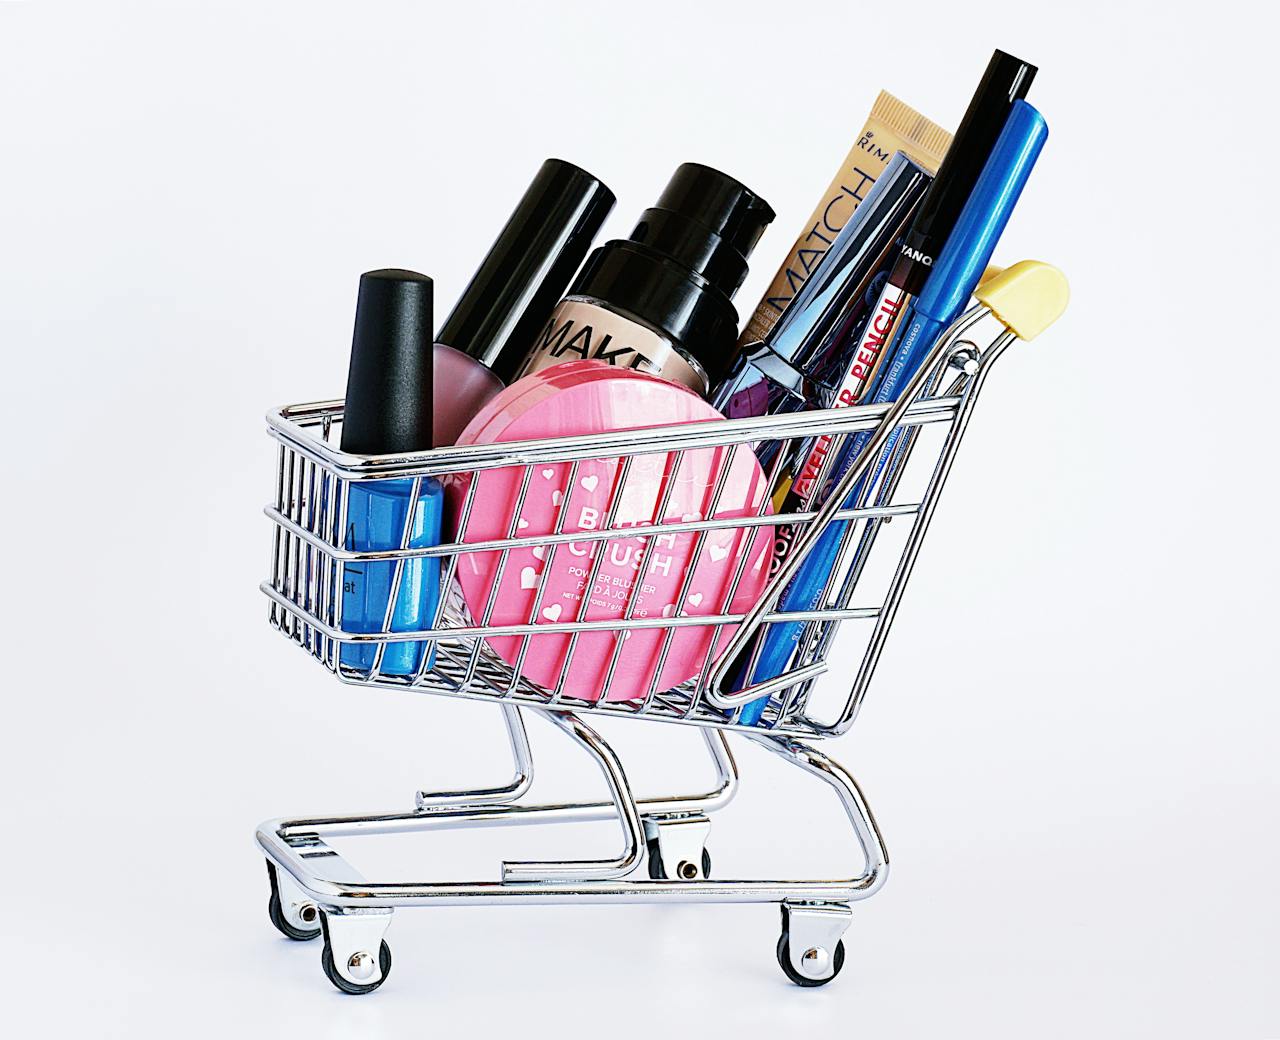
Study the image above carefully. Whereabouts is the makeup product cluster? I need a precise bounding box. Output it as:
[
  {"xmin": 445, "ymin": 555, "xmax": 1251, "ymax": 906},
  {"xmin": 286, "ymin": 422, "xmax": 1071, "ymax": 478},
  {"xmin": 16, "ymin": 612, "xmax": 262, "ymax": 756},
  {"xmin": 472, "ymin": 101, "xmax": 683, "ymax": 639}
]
[{"xmin": 323, "ymin": 48, "xmax": 1050, "ymax": 718}]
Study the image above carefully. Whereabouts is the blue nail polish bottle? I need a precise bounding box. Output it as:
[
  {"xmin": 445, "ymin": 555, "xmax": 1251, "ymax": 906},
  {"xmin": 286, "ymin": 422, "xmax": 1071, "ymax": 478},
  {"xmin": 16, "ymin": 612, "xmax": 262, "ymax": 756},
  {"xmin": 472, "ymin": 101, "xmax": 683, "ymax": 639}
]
[
  {"xmin": 337, "ymin": 269, "xmax": 442, "ymax": 677},
  {"xmin": 340, "ymin": 478, "xmax": 443, "ymax": 675}
]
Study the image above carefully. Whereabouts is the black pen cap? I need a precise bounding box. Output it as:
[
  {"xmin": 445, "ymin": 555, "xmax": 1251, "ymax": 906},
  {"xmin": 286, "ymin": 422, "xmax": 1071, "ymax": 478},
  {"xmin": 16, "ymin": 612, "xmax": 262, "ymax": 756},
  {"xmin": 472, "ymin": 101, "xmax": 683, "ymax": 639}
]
[
  {"xmin": 435, "ymin": 159, "xmax": 615, "ymax": 384},
  {"xmin": 897, "ymin": 48, "xmax": 1036, "ymax": 294},
  {"xmin": 341, "ymin": 269, "xmax": 434, "ymax": 455}
]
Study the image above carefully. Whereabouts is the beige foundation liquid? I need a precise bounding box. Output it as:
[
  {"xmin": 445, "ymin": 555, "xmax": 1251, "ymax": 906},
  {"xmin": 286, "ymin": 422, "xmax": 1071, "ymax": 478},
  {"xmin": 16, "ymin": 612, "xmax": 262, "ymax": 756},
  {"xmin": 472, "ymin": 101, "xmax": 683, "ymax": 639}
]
[{"xmin": 518, "ymin": 297, "xmax": 707, "ymax": 393}]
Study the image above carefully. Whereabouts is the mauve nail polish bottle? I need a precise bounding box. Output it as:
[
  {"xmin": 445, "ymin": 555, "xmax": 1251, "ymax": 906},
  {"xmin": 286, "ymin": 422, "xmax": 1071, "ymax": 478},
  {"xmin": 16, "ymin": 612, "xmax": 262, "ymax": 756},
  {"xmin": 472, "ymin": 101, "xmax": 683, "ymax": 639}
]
[{"xmin": 431, "ymin": 158, "xmax": 614, "ymax": 446}]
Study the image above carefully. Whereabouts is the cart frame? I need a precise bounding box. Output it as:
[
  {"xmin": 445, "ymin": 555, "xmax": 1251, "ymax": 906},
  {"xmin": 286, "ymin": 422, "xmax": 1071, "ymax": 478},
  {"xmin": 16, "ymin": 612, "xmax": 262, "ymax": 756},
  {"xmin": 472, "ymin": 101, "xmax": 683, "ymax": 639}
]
[{"xmin": 258, "ymin": 302, "xmax": 1022, "ymax": 992}]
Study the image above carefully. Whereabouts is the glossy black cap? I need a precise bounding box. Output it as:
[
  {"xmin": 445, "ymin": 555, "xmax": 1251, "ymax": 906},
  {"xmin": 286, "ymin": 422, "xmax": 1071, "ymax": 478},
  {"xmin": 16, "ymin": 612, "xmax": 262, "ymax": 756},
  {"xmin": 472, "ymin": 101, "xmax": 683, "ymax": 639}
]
[
  {"xmin": 895, "ymin": 48, "xmax": 1036, "ymax": 295},
  {"xmin": 572, "ymin": 164, "xmax": 774, "ymax": 385},
  {"xmin": 632, "ymin": 163, "xmax": 775, "ymax": 298},
  {"xmin": 340, "ymin": 269, "xmax": 433, "ymax": 455},
  {"xmin": 436, "ymin": 159, "xmax": 614, "ymax": 384}
]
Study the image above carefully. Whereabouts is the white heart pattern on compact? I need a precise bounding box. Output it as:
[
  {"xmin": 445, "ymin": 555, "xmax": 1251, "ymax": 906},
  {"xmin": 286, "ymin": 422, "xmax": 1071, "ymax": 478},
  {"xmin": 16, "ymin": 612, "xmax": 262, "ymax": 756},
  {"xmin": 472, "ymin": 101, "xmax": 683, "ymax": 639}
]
[
  {"xmin": 541, "ymin": 603, "xmax": 562, "ymax": 622},
  {"xmin": 686, "ymin": 592, "xmax": 704, "ymax": 608},
  {"xmin": 662, "ymin": 604, "xmax": 675, "ymax": 618},
  {"xmin": 520, "ymin": 566, "xmax": 538, "ymax": 590},
  {"xmin": 580, "ymin": 474, "xmax": 599, "ymax": 493},
  {"xmin": 707, "ymin": 543, "xmax": 729, "ymax": 563},
  {"xmin": 541, "ymin": 469, "xmax": 555, "ymax": 480},
  {"xmin": 680, "ymin": 512, "xmax": 701, "ymax": 523},
  {"xmin": 517, "ymin": 519, "xmax": 529, "ymax": 530},
  {"xmin": 531, "ymin": 545, "xmax": 546, "ymax": 560},
  {"xmin": 551, "ymin": 490, "xmax": 563, "ymax": 507}
]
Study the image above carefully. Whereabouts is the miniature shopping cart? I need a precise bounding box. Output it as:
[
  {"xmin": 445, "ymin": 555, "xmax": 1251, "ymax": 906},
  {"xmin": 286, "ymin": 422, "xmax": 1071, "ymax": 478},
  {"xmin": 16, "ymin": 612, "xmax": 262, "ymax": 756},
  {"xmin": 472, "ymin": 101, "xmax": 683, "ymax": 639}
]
[{"xmin": 258, "ymin": 261, "xmax": 1067, "ymax": 994}]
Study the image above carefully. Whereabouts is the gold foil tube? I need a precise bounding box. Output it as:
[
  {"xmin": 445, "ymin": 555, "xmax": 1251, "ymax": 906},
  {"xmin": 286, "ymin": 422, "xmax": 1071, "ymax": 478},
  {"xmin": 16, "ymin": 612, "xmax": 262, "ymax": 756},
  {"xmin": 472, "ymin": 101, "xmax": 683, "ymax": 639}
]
[{"xmin": 738, "ymin": 91, "xmax": 951, "ymax": 348}]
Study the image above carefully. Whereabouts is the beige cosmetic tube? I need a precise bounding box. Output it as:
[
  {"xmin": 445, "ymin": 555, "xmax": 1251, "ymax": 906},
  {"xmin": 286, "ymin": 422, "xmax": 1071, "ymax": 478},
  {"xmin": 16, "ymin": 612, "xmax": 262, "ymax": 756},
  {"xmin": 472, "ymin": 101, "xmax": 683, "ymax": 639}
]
[{"xmin": 738, "ymin": 91, "xmax": 952, "ymax": 348}]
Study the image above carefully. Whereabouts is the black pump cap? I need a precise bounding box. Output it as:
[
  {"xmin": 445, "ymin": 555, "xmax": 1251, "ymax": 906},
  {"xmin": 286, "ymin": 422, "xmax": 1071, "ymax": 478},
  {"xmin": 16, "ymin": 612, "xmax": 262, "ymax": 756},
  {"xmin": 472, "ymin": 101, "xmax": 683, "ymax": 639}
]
[
  {"xmin": 895, "ymin": 48, "xmax": 1036, "ymax": 295},
  {"xmin": 341, "ymin": 269, "xmax": 433, "ymax": 455},
  {"xmin": 632, "ymin": 163, "xmax": 775, "ymax": 297},
  {"xmin": 436, "ymin": 159, "xmax": 614, "ymax": 384},
  {"xmin": 572, "ymin": 163, "xmax": 774, "ymax": 385}
]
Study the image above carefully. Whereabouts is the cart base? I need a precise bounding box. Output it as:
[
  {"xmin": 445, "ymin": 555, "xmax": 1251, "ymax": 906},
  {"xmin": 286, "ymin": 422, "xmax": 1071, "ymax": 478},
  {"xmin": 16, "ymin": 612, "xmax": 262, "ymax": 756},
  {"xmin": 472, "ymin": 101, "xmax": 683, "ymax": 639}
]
[{"xmin": 254, "ymin": 709, "xmax": 888, "ymax": 993}]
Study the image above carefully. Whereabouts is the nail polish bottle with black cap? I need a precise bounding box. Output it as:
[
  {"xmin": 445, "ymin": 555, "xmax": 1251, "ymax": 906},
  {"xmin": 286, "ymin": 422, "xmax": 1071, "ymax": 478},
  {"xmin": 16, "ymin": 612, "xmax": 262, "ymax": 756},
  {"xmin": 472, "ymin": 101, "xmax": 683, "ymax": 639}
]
[
  {"xmin": 514, "ymin": 163, "xmax": 775, "ymax": 396},
  {"xmin": 339, "ymin": 268, "xmax": 443, "ymax": 677},
  {"xmin": 432, "ymin": 158, "xmax": 615, "ymax": 446}
]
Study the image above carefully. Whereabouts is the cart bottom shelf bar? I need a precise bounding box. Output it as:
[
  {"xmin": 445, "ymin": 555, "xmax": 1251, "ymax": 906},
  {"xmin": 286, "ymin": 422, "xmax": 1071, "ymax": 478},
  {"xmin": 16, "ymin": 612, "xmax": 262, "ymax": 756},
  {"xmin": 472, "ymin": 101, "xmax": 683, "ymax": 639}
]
[
  {"xmin": 256, "ymin": 729, "xmax": 888, "ymax": 909},
  {"xmin": 258, "ymin": 837, "xmax": 884, "ymax": 908}
]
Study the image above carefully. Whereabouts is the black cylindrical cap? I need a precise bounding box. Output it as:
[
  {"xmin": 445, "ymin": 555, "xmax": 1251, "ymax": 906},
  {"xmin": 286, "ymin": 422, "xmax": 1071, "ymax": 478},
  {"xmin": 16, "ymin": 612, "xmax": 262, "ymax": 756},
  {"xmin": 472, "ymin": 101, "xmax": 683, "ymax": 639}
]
[
  {"xmin": 573, "ymin": 163, "xmax": 774, "ymax": 385},
  {"xmin": 896, "ymin": 48, "xmax": 1036, "ymax": 295},
  {"xmin": 436, "ymin": 159, "xmax": 614, "ymax": 384},
  {"xmin": 631, "ymin": 163, "xmax": 775, "ymax": 297},
  {"xmin": 341, "ymin": 269, "xmax": 433, "ymax": 455}
]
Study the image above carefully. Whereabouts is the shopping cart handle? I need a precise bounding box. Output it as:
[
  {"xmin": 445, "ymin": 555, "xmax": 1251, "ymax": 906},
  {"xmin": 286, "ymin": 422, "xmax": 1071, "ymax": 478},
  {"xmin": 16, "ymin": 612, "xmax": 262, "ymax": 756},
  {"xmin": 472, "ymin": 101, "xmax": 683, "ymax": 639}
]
[{"xmin": 974, "ymin": 260, "xmax": 1069, "ymax": 341}]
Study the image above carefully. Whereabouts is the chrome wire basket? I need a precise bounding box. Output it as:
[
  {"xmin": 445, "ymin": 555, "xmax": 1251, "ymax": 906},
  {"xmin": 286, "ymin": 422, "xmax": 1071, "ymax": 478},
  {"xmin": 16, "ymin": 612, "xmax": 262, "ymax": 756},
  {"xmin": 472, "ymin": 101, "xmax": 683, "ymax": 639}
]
[{"xmin": 264, "ymin": 305, "xmax": 1009, "ymax": 738}]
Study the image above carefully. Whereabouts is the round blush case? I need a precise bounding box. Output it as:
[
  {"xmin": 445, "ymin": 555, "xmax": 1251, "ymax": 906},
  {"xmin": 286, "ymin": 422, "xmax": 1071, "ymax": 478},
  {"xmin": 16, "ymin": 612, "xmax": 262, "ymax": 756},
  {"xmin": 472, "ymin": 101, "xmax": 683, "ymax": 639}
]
[{"xmin": 452, "ymin": 361, "xmax": 773, "ymax": 702}]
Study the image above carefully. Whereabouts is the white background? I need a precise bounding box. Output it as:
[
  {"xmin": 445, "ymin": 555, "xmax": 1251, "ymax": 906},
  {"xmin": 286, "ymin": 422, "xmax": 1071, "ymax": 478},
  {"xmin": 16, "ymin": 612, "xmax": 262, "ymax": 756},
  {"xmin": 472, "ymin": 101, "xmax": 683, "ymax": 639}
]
[{"xmin": 2, "ymin": 1, "xmax": 1276, "ymax": 1036}]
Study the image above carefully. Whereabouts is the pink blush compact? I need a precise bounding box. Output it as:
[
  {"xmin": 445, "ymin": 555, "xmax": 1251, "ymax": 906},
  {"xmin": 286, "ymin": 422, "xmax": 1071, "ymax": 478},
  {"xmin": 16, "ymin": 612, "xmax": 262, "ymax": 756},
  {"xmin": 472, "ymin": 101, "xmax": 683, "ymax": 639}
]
[{"xmin": 453, "ymin": 363, "xmax": 773, "ymax": 702}]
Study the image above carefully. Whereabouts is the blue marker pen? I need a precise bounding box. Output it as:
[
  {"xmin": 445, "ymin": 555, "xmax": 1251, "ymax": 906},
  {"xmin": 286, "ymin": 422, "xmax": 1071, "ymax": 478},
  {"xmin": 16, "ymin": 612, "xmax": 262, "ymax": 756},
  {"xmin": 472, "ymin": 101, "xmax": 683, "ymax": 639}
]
[
  {"xmin": 738, "ymin": 100, "xmax": 1048, "ymax": 722},
  {"xmin": 338, "ymin": 269, "xmax": 443, "ymax": 677}
]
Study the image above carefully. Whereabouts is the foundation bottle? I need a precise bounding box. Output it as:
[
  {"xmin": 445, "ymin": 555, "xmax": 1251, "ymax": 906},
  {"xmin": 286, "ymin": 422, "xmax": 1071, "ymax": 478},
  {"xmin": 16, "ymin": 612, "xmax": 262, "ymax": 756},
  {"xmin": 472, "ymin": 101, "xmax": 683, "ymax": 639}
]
[{"xmin": 515, "ymin": 163, "xmax": 774, "ymax": 396}]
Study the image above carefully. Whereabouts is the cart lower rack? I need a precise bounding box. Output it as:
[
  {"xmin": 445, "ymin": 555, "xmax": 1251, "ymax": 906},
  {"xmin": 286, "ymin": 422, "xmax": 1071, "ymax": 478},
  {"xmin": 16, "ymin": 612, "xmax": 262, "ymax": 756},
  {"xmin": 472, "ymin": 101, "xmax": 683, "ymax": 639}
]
[{"xmin": 257, "ymin": 262, "xmax": 1066, "ymax": 993}]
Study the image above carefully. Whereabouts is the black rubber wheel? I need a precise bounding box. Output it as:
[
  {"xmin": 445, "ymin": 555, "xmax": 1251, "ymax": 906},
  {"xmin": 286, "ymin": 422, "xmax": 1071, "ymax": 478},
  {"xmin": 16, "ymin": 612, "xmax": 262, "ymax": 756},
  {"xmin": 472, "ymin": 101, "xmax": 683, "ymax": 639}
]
[
  {"xmin": 320, "ymin": 938, "xmax": 392, "ymax": 995},
  {"xmin": 646, "ymin": 838, "xmax": 712, "ymax": 881},
  {"xmin": 776, "ymin": 929, "xmax": 846, "ymax": 988},
  {"xmin": 266, "ymin": 861, "xmax": 321, "ymax": 941}
]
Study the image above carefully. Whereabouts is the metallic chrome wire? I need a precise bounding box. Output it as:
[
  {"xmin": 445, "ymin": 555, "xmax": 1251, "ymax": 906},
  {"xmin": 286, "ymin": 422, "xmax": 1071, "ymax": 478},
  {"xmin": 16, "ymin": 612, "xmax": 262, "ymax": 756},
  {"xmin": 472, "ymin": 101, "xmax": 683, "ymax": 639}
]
[
  {"xmin": 363, "ymin": 475, "xmax": 424, "ymax": 680},
  {"xmin": 551, "ymin": 456, "xmax": 634, "ymax": 704},
  {"xmin": 812, "ymin": 331, "xmax": 1016, "ymax": 735},
  {"xmin": 256, "ymin": 720, "xmax": 885, "ymax": 908},
  {"xmin": 269, "ymin": 394, "xmax": 964, "ymax": 481},
  {"xmin": 269, "ymin": 442, "xmax": 287, "ymax": 632},
  {"xmin": 264, "ymin": 499, "xmax": 919, "ymax": 563},
  {"xmin": 599, "ymin": 449, "xmax": 686, "ymax": 704},
  {"xmin": 462, "ymin": 464, "xmax": 535, "ymax": 690},
  {"xmin": 265, "ymin": 305, "xmax": 1011, "ymax": 739},
  {"xmin": 499, "ymin": 711, "xmax": 643, "ymax": 882},
  {"xmin": 507, "ymin": 458, "xmax": 581, "ymax": 694},
  {"xmin": 706, "ymin": 305, "xmax": 991, "ymax": 708},
  {"xmin": 414, "ymin": 704, "xmax": 534, "ymax": 809},
  {"xmin": 329, "ymin": 476, "xmax": 349, "ymax": 670},
  {"xmin": 781, "ymin": 362, "xmax": 946, "ymax": 719},
  {"xmin": 640, "ymin": 445, "xmax": 738, "ymax": 710}
]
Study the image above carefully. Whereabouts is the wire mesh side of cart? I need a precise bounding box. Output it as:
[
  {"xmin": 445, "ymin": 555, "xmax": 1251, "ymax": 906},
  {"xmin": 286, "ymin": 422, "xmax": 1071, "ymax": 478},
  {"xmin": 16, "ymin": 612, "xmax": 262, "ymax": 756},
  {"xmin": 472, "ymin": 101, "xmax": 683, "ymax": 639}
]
[{"xmin": 263, "ymin": 332, "xmax": 1000, "ymax": 738}]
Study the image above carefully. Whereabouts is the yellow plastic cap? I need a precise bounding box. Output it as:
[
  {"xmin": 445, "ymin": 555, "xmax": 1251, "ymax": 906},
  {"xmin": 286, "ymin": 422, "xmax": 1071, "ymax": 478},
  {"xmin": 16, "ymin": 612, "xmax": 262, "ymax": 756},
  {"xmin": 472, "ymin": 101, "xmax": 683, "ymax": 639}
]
[
  {"xmin": 974, "ymin": 260, "xmax": 1069, "ymax": 340},
  {"xmin": 979, "ymin": 264, "xmax": 1005, "ymax": 285}
]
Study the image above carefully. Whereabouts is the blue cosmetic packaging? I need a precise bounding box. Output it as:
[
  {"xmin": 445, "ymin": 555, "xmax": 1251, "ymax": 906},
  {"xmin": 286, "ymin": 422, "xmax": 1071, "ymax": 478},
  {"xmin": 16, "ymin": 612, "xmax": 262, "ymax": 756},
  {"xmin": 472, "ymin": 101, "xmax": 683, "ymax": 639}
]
[
  {"xmin": 337, "ymin": 269, "xmax": 443, "ymax": 677},
  {"xmin": 340, "ymin": 478, "xmax": 443, "ymax": 675}
]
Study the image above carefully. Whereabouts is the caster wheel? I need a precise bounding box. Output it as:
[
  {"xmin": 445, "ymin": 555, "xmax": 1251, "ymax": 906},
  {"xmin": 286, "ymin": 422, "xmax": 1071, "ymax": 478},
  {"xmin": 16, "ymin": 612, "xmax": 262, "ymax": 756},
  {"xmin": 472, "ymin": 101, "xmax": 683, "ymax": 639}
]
[
  {"xmin": 320, "ymin": 934, "xmax": 392, "ymax": 995},
  {"xmin": 646, "ymin": 838, "xmax": 712, "ymax": 881},
  {"xmin": 266, "ymin": 861, "xmax": 320, "ymax": 941},
  {"xmin": 776, "ymin": 929, "xmax": 845, "ymax": 988}
]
